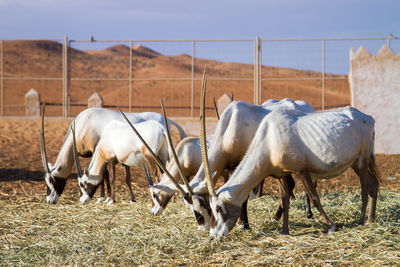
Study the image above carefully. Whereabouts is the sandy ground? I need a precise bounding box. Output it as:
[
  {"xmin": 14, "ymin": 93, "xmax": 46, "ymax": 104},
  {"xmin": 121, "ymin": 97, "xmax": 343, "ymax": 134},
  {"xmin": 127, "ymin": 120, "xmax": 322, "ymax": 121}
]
[{"xmin": 1, "ymin": 117, "xmax": 400, "ymax": 203}]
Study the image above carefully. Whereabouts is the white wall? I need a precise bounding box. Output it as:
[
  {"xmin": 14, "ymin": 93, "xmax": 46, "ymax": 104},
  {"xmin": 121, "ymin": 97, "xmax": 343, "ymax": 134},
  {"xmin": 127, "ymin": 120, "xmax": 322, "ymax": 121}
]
[{"xmin": 349, "ymin": 45, "xmax": 400, "ymax": 154}]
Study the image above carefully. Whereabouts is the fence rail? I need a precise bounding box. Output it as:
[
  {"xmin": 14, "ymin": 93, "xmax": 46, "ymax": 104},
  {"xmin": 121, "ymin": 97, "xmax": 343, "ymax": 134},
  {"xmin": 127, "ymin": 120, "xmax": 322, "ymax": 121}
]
[{"xmin": 0, "ymin": 35, "xmax": 398, "ymax": 117}]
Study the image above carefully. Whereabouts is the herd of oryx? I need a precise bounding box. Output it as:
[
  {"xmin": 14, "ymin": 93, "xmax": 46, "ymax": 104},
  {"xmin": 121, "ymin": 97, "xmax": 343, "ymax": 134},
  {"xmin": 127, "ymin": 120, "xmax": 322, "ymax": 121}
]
[{"xmin": 40, "ymin": 68, "xmax": 379, "ymax": 240}]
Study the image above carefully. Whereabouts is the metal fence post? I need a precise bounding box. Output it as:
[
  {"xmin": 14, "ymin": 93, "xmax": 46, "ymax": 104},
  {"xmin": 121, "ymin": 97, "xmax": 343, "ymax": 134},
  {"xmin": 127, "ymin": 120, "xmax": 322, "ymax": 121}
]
[
  {"xmin": 0, "ymin": 40, "xmax": 3, "ymax": 116},
  {"xmin": 191, "ymin": 40, "xmax": 194, "ymax": 117},
  {"xmin": 254, "ymin": 37, "xmax": 258, "ymax": 105},
  {"xmin": 64, "ymin": 36, "xmax": 69, "ymax": 117},
  {"xmin": 322, "ymin": 39, "xmax": 325, "ymax": 110},
  {"xmin": 129, "ymin": 40, "xmax": 133, "ymax": 112},
  {"xmin": 259, "ymin": 38, "xmax": 262, "ymax": 104},
  {"xmin": 254, "ymin": 37, "xmax": 261, "ymax": 105}
]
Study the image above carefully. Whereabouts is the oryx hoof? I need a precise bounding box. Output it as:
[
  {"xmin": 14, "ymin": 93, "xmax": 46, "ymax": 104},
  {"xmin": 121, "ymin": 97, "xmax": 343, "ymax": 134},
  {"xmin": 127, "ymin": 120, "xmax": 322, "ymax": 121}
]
[
  {"xmin": 243, "ymin": 223, "xmax": 251, "ymax": 232},
  {"xmin": 95, "ymin": 197, "xmax": 105, "ymax": 204},
  {"xmin": 328, "ymin": 224, "xmax": 336, "ymax": 233}
]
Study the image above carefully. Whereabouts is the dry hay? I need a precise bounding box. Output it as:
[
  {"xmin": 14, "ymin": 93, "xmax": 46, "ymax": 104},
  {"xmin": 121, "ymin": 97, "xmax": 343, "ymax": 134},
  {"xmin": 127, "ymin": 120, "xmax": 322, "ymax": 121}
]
[
  {"xmin": 0, "ymin": 185, "xmax": 399, "ymax": 266},
  {"xmin": 1, "ymin": 118, "xmax": 400, "ymax": 265}
]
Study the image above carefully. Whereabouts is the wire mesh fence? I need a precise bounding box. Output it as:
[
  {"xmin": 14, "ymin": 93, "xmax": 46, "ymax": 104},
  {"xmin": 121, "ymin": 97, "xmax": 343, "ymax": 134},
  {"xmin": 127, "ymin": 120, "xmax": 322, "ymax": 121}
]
[{"xmin": 0, "ymin": 36, "xmax": 398, "ymax": 117}]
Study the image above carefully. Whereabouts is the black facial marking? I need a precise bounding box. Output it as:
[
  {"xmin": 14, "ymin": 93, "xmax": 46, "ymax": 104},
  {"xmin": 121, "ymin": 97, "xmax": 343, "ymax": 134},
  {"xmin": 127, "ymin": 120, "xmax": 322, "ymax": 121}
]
[
  {"xmin": 199, "ymin": 194, "xmax": 212, "ymax": 217},
  {"xmin": 194, "ymin": 211, "xmax": 205, "ymax": 225},
  {"xmin": 153, "ymin": 193, "xmax": 160, "ymax": 203},
  {"xmin": 47, "ymin": 177, "xmax": 67, "ymax": 196},
  {"xmin": 216, "ymin": 205, "xmax": 223, "ymax": 213}
]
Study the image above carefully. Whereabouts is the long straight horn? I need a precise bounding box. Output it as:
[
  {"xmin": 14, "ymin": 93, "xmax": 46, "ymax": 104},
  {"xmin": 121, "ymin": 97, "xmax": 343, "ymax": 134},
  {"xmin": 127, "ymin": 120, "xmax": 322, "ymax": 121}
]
[
  {"xmin": 119, "ymin": 108, "xmax": 187, "ymax": 196},
  {"xmin": 71, "ymin": 120, "xmax": 83, "ymax": 177},
  {"xmin": 40, "ymin": 102, "xmax": 50, "ymax": 174},
  {"xmin": 199, "ymin": 66, "xmax": 216, "ymax": 197},
  {"xmin": 160, "ymin": 99, "xmax": 193, "ymax": 196},
  {"xmin": 143, "ymin": 162, "xmax": 154, "ymax": 186},
  {"xmin": 213, "ymin": 97, "xmax": 220, "ymax": 120}
]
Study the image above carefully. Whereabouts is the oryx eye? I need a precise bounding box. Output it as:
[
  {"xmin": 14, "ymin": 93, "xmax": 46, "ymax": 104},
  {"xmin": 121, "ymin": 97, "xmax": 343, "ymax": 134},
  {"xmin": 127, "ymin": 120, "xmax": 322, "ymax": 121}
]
[{"xmin": 79, "ymin": 182, "xmax": 85, "ymax": 189}]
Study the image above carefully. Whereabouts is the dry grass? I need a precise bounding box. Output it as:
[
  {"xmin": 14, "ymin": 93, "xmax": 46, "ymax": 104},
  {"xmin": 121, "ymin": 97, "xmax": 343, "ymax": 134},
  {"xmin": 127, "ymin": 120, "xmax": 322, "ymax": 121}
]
[
  {"xmin": 1, "ymin": 118, "xmax": 400, "ymax": 266},
  {"xmin": 1, "ymin": 186, "xmax": 399, "ymax": 266}
]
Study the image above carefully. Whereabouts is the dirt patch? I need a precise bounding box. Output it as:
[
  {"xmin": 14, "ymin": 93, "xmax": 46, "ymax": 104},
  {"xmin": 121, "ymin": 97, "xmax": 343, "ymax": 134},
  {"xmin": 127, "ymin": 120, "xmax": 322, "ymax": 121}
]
[{"xmin": 1, "ymin": 117, "xmax": 399, "ymax": 202}]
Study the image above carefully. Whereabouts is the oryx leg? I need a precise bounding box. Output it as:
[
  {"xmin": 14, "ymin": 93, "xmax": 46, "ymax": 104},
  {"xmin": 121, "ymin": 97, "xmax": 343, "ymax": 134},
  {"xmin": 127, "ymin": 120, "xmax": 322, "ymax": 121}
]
[
  {"xmin": 274, "ymin": 175, "xmax": 295, "ymax": 221},
  {"xmin": 106, "ymin": 161, "xmax": 116, "ymax": 205},
  {"xmin": 295, "ymin": 170, "xmax": 336, "ymax": 233},
  {"xmin": 278, "ymin": 177, "xmax": 290, "ymax": 235},
  {"xmin": 124, "ymin": 165, "xmax": 136, "ymax": 202},
  {"xmin": 351, "ymin": 163, "xmax": 369, "ymax": 224},
  {"xmin": 367, "ymin": 169, "xmax": 379, "ymax": 222},
  {"xmin": 239, "ymin": 198, "xmax": 250, "ymax": 231},
  {"xmin": 367, "ymin": 156, "xmax": 380, "ymax": 222},
  {"xmin": 351, "ymin": 159, "xmax": 379, "ymax": 224},
  {"xmin": 96, "ymin": 166, "xmax": 110, "ymax": 204},
  {"xmin": 306, "ymin": 180, "xmax": 318, "ymax": 219},
  {"xmin": 256, "ymin": 179, "xmax": 264, "ymax": 198},
  {"xmin": 98, "ymin": 179, "xmax": 106, "ymax": 201}
]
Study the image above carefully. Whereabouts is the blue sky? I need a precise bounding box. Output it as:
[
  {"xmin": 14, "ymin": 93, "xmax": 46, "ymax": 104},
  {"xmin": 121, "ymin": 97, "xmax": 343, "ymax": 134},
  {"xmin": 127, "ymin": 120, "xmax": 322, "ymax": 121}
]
[
  {"xmin": 0, "ymin": 0, "xmax": 399, "ymax": 74},
  {"xmin": 0, "ymin": 0, "xmax": 399, "ymax": 40}
]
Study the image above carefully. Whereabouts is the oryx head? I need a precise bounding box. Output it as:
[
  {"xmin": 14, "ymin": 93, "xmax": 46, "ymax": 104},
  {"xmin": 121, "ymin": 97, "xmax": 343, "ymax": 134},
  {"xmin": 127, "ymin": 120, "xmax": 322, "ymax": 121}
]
[
  {"xmin": 40, "ymin": 103, "xmax": 67, "ymax": 204},
  {"xmin": 143, "ymin": 164, "xmax": 174, "ymax": 216},
  {"xmin": 76, "ymin": 169, "xmax": 99, "ymax": 205},
  {"xmin": 70, "ymin": 120, "xmax": 100, "ymax": 204},
  {"xmin": 209, "ymin": 195, "xmax": 242, "ymax": 240}
]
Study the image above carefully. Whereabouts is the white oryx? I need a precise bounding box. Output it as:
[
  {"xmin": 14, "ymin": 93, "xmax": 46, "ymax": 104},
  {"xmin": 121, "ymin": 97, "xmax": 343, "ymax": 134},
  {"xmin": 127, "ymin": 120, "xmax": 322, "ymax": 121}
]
[
  {"xmin": 74, "ymin": 119, "xmax": 171, "ymax": 204},
  {"xmin": 40, "ymin": 106, "xmax": 186, "ymax": 204},
  {"xmin": 205, "ymin": 106, "xmax": 379, "ymax": 239}
]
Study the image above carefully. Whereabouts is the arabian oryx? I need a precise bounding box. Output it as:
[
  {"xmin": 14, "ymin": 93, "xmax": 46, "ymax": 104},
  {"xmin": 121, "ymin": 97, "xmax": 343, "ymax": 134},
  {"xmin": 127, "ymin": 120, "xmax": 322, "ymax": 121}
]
[
  {"xmin": 40, "ymin": 106, "xmax": 186, "ymax": 204},
  {"xmin": 73, "ymin": 119, "xmax": 171, "ymax": 204},
  {"xmin": 204, "ymin": 105, "xmax": 380, "ymax": 239}
]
